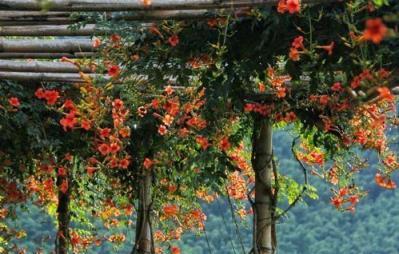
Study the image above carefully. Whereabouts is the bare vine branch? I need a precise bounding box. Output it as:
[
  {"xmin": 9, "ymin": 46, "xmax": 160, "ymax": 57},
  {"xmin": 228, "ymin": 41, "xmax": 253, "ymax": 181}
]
[{"xmin": 275, "ymin": 136, "xmax": 308, "ymax": 220}]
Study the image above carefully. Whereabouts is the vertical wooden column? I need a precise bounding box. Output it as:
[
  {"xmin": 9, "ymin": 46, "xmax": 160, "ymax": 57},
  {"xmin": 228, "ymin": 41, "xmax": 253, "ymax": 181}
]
[{"xmin": 252, "ymin": 118, "xmax": 275, "ymax": 254}]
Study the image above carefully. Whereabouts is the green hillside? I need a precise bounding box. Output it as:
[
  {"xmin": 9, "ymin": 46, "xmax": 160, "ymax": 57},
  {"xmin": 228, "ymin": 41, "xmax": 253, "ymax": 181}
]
[{"xmin": 8, "ymin": 130, "xmax": 399, "ymax": 254}]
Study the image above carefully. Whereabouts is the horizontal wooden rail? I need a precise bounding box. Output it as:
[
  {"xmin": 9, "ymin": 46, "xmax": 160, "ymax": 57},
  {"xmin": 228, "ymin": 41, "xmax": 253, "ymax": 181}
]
[
  {"xmin": 0, "ymin": 39, "xmax": 93, "ymax": 53},
  {"xmin": 0, "ymin": 60, "xmax": 93, "ymax": 73},
  {"xmin": 0, "ymin": 24, "xmax": 103, "ymax": 36},
  {"xmin": 0, "ymin": 11, "xmax": 72, "ymax": 25},
  {"xmin": 0, "ymin": 10, "xmax": 70, "ymax": 19},
  {"xmin": 0, "ymin": 0, "xmax": 335, "ymax": 11},
  {"xmin": 0, "ymin": 52, "xmax": 94, "ymax": 59},
  {"xmin": 0, "ymin": 10, "xmax": 217, "ymax": 25},
  {"xmin": 0, "ymin": 71, "xmax": 106, "ymax": 82},
  {"xmin": 0, "ymin": 20, "xmax": 74, "ymax": 26}
]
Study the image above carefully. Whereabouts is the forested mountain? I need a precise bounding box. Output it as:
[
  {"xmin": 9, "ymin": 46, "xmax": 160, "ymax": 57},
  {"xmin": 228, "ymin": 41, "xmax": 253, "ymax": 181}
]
[
  {"xmin": 8, "ymin": 129, "xmax": 399, "ymax": 254},
  {"xmin": 180, "ymin": 131, "xmax": 399, "ymax": 254}
]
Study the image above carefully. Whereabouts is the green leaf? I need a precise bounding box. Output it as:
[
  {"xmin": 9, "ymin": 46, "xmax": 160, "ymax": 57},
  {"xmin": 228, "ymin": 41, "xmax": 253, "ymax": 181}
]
[
  {"xmin": 373, "ymin": 0, "xmax": 390, "ymax": 7},
  {"xmin": 305, "ymin": 184, "xmax": 319, "ymax": 200}
]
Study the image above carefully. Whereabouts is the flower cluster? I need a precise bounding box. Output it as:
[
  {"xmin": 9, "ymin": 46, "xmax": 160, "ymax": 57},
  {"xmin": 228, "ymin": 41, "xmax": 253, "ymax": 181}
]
[
  {"xmin": 330, "ymin": 187, "xmax": 361, "ymax": 212},
  {"xmin": 35, "ymin": 88, "xmax": 60, "ymax": 105},
  {"xmin": 277, "ymin": 0, "xmax": 301, "ymax": 14},
  {"xmin": 289, "ymin": 36, "xmax": 304, "ymax": 61},
  {"xmin": 95, "ymin": 98, "xmax": 131, "ymax": 170}
]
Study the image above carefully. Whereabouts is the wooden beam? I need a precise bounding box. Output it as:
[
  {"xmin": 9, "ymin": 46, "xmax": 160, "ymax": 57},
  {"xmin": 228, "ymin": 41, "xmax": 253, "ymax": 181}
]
[
  {"xmin": 0, "ymin": 20, "xmax": 74, "ymax": 26},
  {"xmin": 0, "ymin": 52, "xmax": 94, "ymax": 59},
  {"xmin": 0, "ymin": 71, "xmax": 105, "ymax": 82},
  {"xmin": 0, "ymin": 11, "xmax": 70, "ymax": 19},
  {"xmin": 0, "ymin": 11, "xmax": 73, "ymax": 25},
  {"xmin": 0, "ymin": 0, "xmax": 335, "ymax": 11},
  {"xmin": 0, "ymin": 39, "xmax": 93, "ymax": 53},
  {"xmin": 0, "ymin": 10, "xmax": 217, "ymax": 25},
  {"xmin": 0, "ymin": 24, "xmax": 103, "ymax": 36},
  {"xmin": 0, "ymin": 60, "xmax": 93, "ymax": 73},
  {"xmin": 115, "ymin": 9, "xmax": 217, "ymax": 20}
]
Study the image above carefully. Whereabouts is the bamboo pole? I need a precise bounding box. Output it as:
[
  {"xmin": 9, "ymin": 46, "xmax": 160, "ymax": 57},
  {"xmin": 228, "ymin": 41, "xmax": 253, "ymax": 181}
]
[
  {"xmin": 0, "ymin": 11, "xmax": 70, "ymax": 19},
  {"xmin": 0, "ymin": 39, "xmax": 93, "ymax": 53},
  {"xmin": 0, "ymin": 60, "xmax": 93, "ymax": 73},
  {"xmin": 0, "ymin": 0, "xmax": 336, "ymax": 11},
  {"xmin": 115, "ymin": 9, "xmax": 217, "ymax": 20},
  {"xmin": 0, "ymin": 52, "xmax": 94, "ymax": 59},
  {"xmin": 0, "ymin": 11, "xmax": 73, "ymax": 25},
  {"xmin": 0, "ymin": 20, "xmax": 75, "ymax": 26},
  {"xmin": 0, "ymin": 23, "xmax": 155, "ymax": 36},
  {"xmin": 0, "ymin": 10, "xmax": 216, "ymax": 25},
  {"xmin": 0, "ymin": 24, "xmax": 103, "ymax": 36},
  {"xmin": 0, "ymin": 71, "xmax": 106, "ymax": 82}
]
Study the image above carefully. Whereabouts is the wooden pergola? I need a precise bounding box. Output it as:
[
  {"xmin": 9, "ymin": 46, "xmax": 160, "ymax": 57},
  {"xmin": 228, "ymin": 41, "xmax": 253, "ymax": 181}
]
[
  {"xmin": 1, "ymin": 3, "xmax": 398, "ymax": 254},
  {"xmin": 0, "ymin": 0, "xmax": 340, "ymax": 82},
  {"xmin": 0, "ymin": 0, "xmax": 397, "ymax": 91}
]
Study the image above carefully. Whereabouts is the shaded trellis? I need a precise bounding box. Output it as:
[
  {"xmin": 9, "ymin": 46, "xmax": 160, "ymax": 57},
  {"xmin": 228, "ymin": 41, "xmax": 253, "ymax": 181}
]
[
  {"xmin": 0, "ymin": 0, "xmax": 339, "ymax": 82},
  {"xmin": 0, "ymin": 0, "xmax": 397, "ymax": 84}
]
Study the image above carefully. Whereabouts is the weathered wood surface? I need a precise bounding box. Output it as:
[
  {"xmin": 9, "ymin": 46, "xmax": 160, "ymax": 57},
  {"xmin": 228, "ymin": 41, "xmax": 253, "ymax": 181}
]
[
  {"xmin": 0, "ymin": 0, "xmax": 335, "ymax": 11},
  {"xmin": 0, "ymin": 52, "xmax": 94, "ymax": 59},
  {"xmin": 0, "ymin": 39, "xmax": 93, "ymax": 53},
  {"xmin": 0, "ymin": 71, "xmax": 106, "ymax": 82},
  {"xmin": 0, "ymin": 60, "xmax": 93, "ymax": 73},
  {"xmin": 0, "ymin": 24, "xmax": 102, "ymax": 36},
  {"xmin": 0, "ymin": 10, "xmax": 216, "ymax": 25}
]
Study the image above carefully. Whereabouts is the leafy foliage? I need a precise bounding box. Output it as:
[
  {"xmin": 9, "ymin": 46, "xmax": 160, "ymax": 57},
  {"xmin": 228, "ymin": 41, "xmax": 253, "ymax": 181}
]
[{"xmin": 0, "ymin": 0, "xmax": 398, "ymax": 253}]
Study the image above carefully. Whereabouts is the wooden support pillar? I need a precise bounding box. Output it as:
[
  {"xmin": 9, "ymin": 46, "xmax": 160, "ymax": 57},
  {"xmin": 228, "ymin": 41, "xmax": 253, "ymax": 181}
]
[
  {"xmin": 252, "ymin": 118, "xmax": 275, "ymax": 254},
  {"xmin": 133, "ymin": 170, "xmax": 154, "ymax": 254}
]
